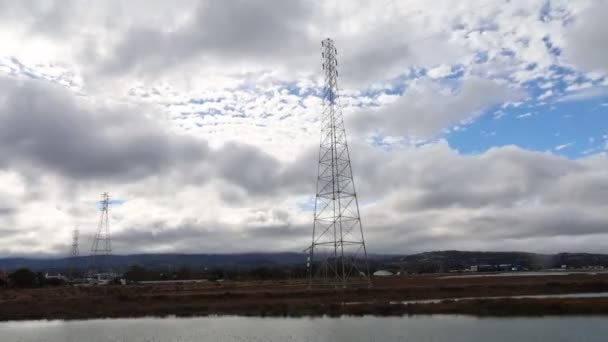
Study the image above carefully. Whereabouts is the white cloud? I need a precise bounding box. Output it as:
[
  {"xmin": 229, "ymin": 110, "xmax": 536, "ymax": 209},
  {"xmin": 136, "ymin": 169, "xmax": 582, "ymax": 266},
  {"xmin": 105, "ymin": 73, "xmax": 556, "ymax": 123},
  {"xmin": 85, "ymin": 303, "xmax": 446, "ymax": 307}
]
[
  {"xmin": 0, "ymin": 1, "xmax": 607, "ymax": 257},
  {"xmin": 516, "ymin": 112, "xmax": 533, "ymax": 119},
  {"xmin": 554, "ymin": 142, "xmax": 573, "ymax": 151},
  {"xmin": 566, "ymin": 82, "xmax": 593, "ymax": 92},
  {"xmin": 558, "ymin": 87, "xmax": 608, "ymax": 102},
  {"xmin": 427, "ymin": 64, "xmax": 453, "ymax": 79},
  {"xmin": 351, "ymin": 77, "xmax": 523, "ymax": 139},
  {"xmin": 538, "ymin": 89, "xmax": 553, "ymax": 101},
  {"xmin": 562, "ymin": 2, "xmax": 608, "ymax": 75}
]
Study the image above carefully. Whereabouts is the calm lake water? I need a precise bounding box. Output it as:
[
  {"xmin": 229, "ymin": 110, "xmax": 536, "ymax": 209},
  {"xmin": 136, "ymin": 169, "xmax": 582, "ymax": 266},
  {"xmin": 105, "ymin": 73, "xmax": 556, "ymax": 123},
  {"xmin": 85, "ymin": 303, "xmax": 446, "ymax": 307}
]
[
  {"xmin": 392, "ymin": 291, "xmax": 608, "ymax": 305},
  {"xmin": 1, "ymin": 315, "xmax": 607, "ymax": 342}
]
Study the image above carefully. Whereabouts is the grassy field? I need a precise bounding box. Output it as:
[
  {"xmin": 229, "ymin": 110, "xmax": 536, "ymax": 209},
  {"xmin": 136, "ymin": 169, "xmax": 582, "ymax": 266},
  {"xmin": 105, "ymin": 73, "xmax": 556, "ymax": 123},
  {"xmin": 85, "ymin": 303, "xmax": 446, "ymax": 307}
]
[{"xmin": 2, "ymin": 273, "xmax": 608, "ymax": 320}]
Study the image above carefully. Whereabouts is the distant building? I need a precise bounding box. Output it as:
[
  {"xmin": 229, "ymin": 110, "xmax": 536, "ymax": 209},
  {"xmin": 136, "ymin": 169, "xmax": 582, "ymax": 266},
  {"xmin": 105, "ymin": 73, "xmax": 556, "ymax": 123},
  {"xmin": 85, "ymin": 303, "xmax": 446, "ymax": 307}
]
[
  {"xmin": 498, "ymin": 264, "xmax": 513, "ymax": 271},
  {"xmin": 44, "ymin": 272, "xmax": 67, "ymax": 281},
  {"xmin": 470, "ymin": 265, "xmax": 494, "ymax": 272},
  {"xmin": 88, "ymin": 272, "xmax": 116, "ymax": 285},
  {"xmin": 373, "ymin": 270, "xmax": 393, "ymax": 277}
]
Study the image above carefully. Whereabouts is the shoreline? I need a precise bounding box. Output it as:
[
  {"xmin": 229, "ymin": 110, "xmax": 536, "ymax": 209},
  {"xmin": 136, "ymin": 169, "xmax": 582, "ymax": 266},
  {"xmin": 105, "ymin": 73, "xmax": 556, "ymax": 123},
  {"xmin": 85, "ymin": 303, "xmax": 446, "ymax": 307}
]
[
  {"xmin": 2, "ymin": 274, "xmax": 608, "ymax": 321},
  {"xmin": 3, "ymin": 298, "xmax": 608, "ymax": 321}
]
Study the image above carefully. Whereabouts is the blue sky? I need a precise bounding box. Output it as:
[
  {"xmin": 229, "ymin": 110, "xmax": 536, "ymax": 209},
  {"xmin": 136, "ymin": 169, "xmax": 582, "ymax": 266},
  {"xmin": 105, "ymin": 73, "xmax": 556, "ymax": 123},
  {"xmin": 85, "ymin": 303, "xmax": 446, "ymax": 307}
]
[{"xmin": 448, "ymin": 95, "xmax": 608, "ymax": 158}]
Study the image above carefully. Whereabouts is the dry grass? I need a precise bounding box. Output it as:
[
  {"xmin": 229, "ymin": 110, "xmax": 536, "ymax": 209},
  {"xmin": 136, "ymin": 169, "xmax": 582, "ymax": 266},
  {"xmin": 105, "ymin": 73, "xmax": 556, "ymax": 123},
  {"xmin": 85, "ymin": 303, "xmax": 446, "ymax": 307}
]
[{"xmin": 2, "ymin": 273, "xmax": 608, "ymax": 320}]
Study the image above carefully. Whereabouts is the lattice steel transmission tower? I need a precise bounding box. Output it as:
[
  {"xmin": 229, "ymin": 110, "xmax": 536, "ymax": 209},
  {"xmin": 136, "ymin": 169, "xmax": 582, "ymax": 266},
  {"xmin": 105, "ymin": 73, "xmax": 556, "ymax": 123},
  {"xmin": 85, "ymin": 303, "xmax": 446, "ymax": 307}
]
[
  {"xmin": 67, "ymin": 227, "xmax": 80, "ymax": 279},
  {"xmin": 88, "ymin": 192, "xmax": 113, "ymax": 276},
  {"xmin": 307, "ymin": 38, "xmax": 371, "ymax": 288}
]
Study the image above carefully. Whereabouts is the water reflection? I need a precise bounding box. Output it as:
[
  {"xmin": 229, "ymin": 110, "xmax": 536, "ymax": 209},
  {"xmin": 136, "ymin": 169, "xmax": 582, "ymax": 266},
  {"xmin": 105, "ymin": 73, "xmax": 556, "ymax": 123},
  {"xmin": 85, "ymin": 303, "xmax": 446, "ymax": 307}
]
[
  {"xmin": 1, "ymin": 315, "xmax": 608, "ymax": 342},
  {"xmin": 392, "ymin": 291, "xmax": 608, "ymax": 305}
]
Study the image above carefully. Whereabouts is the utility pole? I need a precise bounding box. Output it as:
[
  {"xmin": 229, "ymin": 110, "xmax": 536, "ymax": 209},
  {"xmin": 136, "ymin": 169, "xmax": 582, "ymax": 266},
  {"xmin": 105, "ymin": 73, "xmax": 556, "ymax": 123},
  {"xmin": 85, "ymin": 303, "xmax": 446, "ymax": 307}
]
[{"xmin": 308, "ymin": 38, "xmax": 371, "ymax": 288}]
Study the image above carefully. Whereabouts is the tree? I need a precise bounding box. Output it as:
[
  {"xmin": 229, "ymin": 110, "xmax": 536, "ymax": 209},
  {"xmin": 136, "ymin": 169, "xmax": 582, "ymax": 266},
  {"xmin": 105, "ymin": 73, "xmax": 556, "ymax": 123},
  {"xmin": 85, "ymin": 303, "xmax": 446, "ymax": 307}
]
[
  {"xmin": 9, "ymin": 268, "xmax": 37, "ymax": 288},
  {"xmin": 176, "ymin": 266, "xmax": 192, "ymax": 280},
  {"xmin": 43, "ymin": 277, "xmax": 66, "ymax": 287},
  {"xmin": 204, "ymin": 268, "xmax": 224, "ymax": 281},
  {"xmin": 124, "ymin": 265, "xmax": 150, "ymax": 282}
]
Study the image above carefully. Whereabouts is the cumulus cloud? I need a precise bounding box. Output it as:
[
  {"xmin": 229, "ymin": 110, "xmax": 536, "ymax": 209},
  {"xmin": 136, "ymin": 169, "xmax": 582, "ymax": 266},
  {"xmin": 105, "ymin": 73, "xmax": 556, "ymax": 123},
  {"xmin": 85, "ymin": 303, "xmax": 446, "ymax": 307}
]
[
  {"xmin": 351, "ymin": 77, "xmax": 523, "ymax": 139},
  {"xmin": 28, "ymin": 140, "xmax": 607, "ymax": 257},
  {"xmin": 563, "ymin": 2, "xmax": 608, "ymax": 74},
  {"xmin": 0, "ymin": 1, "xmax": 607, "ymax": 258},
  {"xmin": 349, "ymin": 143, "xmax": 608, "ymax": 254},
  {"xmin": 0, "ymin": 77, "xmax": 209, "ymax": 181},
  {"xmin": 93, "ymin": 0, "xmax": 316, "ymax": 78},
  {"xmin": 0, "ymin": 76, "xmax": 317, "ymax": 190},
  {"xmin": 0, "ymin": 75, "xmax": 323, "ymax": 256}
]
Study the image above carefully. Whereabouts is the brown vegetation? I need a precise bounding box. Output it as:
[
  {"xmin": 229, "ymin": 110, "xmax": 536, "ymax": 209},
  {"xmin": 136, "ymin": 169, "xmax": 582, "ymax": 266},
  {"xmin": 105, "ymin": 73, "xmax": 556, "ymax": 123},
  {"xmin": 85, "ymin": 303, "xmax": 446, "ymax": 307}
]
[{"xmin": 2, "ymin": 273, "xmax": 608, "ymax": 320}]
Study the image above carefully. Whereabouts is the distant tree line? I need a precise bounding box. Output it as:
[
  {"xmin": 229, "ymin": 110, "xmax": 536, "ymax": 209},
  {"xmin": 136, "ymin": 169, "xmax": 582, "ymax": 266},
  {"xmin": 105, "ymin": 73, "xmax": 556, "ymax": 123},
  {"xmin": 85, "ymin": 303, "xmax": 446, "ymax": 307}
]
[
  {"xmin": 123, "ymin": 264, "xmax": 309, "ymax": 282},
  {"xmin": 0, "ymin": 268, "xmax": 66, "ymax": 288},
  {"xmin": 0, "ymin": 263, "xmax": 375, "ymax": 288}
]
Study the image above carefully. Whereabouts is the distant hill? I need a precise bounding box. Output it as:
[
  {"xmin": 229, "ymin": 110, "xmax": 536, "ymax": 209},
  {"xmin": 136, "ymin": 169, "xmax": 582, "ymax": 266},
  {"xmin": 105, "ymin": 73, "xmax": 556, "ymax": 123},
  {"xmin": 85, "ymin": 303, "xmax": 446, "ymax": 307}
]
[
  {"xmin": 1, "ymin": 251, "xmax": 607, "ymax": 273},
  {"xmin": 0, "ymin": 253, "xmax": 309, "ymax": 272},
  {"xmin": 388, "ymin": 251, "xmax": 608, "ymax": 273}
]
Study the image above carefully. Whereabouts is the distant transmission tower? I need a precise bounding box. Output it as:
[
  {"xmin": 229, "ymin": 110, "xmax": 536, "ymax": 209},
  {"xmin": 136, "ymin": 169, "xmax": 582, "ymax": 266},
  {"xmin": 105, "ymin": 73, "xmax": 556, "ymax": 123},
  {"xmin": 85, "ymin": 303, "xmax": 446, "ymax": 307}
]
[
  {"xmin": 88, "ymin": 192, "xmax": 113, "ymax": 276},
  {"xmin": 67, "ymin": 227, "xmax": 80, "ymax": 278},
  {"xmin": 307, "ymin": 38, "xmax": 371, "ymax": 288}
]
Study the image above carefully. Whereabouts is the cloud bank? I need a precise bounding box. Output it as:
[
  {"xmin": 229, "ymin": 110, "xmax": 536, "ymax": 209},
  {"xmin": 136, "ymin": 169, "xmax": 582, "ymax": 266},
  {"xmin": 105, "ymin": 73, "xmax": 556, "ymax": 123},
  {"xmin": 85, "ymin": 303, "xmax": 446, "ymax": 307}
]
[{"xmin": 0, "ymin": 0, "xmax": 607, "ymax": 257}]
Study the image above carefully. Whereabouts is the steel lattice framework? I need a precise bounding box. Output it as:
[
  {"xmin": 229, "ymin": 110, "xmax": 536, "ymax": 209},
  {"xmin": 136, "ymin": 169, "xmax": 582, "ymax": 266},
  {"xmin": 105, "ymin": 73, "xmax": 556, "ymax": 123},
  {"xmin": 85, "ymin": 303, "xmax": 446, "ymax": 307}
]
[
  {"xmin": 88, "ymin": 192, "xmax": 113, "ymax": 275},
  {"xmin": 67, "ymin": 227, "xmax": 80, "ymax": 278},
  {"xmin": 308, "ymin": 38, "xmax": 371, "ymax": 288}
]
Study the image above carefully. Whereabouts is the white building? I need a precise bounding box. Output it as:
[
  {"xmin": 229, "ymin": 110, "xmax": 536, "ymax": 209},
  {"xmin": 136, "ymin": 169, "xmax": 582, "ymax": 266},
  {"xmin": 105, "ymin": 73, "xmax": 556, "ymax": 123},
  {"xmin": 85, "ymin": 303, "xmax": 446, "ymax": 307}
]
[{"xmin": 373, "ymin": 270, "xmax": 393, "ymax": 277}]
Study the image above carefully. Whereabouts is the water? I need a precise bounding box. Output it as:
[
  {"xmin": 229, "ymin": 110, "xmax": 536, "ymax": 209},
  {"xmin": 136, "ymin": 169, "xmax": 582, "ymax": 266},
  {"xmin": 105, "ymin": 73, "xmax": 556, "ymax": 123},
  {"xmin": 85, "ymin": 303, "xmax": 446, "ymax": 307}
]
[
  {"xmin": 1, "ymin": 315, "xmax": 607, "ymax": 342},
  {"xmin": 392, "ymin": 291, "xmax": 608, "ymax": 305},
  {"xmin": 440, "ymin": 271, "xmax": 607, "ymax": 279}
]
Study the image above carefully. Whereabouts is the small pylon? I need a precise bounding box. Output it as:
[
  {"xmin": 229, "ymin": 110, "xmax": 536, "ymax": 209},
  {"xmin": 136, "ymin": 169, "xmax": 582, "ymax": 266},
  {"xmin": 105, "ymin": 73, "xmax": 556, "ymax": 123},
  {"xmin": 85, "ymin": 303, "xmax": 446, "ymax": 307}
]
[{"xmin": 67, "ymin": 227, "xmax": 80, "ymax": 279}]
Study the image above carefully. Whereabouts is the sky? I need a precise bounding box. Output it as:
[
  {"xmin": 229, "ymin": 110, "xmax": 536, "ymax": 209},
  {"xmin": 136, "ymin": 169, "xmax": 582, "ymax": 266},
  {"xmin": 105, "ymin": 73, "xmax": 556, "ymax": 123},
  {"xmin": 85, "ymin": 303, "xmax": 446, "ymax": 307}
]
[{"xmin": 0, "ymin": 0, "xmax": 607, "ymax": 257}]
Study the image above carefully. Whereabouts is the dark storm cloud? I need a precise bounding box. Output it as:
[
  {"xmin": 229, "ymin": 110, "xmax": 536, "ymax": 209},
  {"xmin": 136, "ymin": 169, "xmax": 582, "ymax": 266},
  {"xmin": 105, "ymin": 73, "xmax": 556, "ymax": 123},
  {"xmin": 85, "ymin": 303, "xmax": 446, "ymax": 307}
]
[
  {"xmin": 281, "ymin": 145, "xmax": 318, "ymax": 190},
  {"xmin": 0, "ymin": 76, "xmax": 315, "ymax": 198},
  {"xmin": 109, "ymin": 219, "xmax": 310, "ymax": 254},
  {"xmin": 215, "ymin": 142, "xmax": 282, "ymax": 195},
  {"xmin": 563, "ymin": 2, "xmax": 608, "ymax": 74},
  {"xmin": 339, "ymin": 31, "xmax": 414, "ymax": 85},
  {"xmin": 0, "ymin": 77, "xmax": 208, "ymax": 181},
  {"xmin": 347, "ymin": 142, "xmax": 590, "ymax": 211},
  {"xmin": 0, "ymin": 207, "xmax": 14, "ymax": 216},
  {"xmin": 396, "ymin": 147, "xmax": 583, "ymax": 210},
  {"xmin": 0, "ymin": 1, "xmax": 469, "ymax": 88},
  {"xmin": 98, "ymin": 0, "xmax": 315, "ymax": 75},
  {"xmin": 271, "ymin": 136, "xmax": 608, "ymax": 256},
  {"xmin": 211, "ymin": 142, "xmax": 315, "ymax": 198},
  {"xmin": 358, "ymin": 205, "xmax": 608, "ymax": 255},
  {"xmin": 465, "ymin": 208, "xmax": 608, "ymax": 239}
]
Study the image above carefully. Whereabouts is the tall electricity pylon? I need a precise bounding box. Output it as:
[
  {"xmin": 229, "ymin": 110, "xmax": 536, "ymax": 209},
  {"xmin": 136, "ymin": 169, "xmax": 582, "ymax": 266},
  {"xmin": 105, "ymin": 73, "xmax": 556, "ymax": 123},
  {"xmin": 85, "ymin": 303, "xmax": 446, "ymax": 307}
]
[
  {"xmin": 307, "ymin": 38, "xmax": 371, "ymax": 288},
  {"xmin": 67, "ymin": 227, "xmax": 80, "ymax": 279},
  {"xmin": 88, "ymin": 192, "xmax": 113, "ymax": 276}
]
